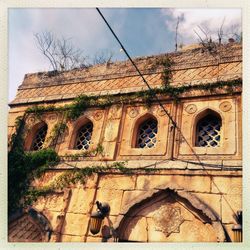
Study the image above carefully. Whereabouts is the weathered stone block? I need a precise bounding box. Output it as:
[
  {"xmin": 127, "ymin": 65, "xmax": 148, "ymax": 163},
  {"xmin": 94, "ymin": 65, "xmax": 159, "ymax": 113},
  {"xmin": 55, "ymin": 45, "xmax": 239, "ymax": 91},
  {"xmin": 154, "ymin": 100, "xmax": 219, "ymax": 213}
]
[
  {"xmin": 103, "ymin": 119, "xmax": 120, "ymax": 142},
  {"xmin": 45, "ymin": 193, "xmax": 65, "ymax": 212},
  {"xmin": 84, "ymin": 174, "xmax": 98, "ymax": 188},
  {"xmin": 98, "ymin": 175, "xmax": 136, "ymax": 190},
  {"xmin": 101, "ymin": 141, "xmax": 117, "ymax": 160},
  {"xmin": 122, "ymin": 216, "xmax": 148, "ymax": 242},
  {"xmin": 221, "ymin": 194, "xmax": 242, "ymax": 224},
  {"xmin": 86, "ymin": 236, "xmax": 103, "ymax": 242},
  {"xmin": 67, "ymin": 188, "xmax": 95, "ymax": 214},
  {"xmin": 195, "ymin": 193, "xmax": 222, "ymax": 219},
  {"xmin": 62, "ymin": 213, "xmax": 89, "ymax": 236},
  {"xmin": 61, "ymin": 235, "xmax": 84, "ymax": 242},
  {"xmin": 136, "ymin": 175, "xmax": 211, "ymax": 193},
  {"xmin": 32, "ymin": 196, "xmax": 47, "ymax": 211},
  {"xmin": 108, "ymin": 105, "xmax": 123, "ymax": 120},
  {"xmin": 222, "ymin": 160, "xmax": 242, "ymax": 167},
  {"xmin": 153, "ymin": 160, "xmax": 187, "ymax": 169},
  {"xmin": 31, "ymin": 171, "xmax": 63, "ymax": 187},
  {"xmin": 211, "ymin": 176, "xmax": 242, "ymax": 194},
  {"xmin": 121, "ymin": 190, "xmax": 148, "ymax": 211},
  {"xmin": 187, "ymin": 160, "xmax": 223, "ymax": 170},
  {"xmin": 8, "ymin": 112, "xmax": 25, "ymax": 127}
]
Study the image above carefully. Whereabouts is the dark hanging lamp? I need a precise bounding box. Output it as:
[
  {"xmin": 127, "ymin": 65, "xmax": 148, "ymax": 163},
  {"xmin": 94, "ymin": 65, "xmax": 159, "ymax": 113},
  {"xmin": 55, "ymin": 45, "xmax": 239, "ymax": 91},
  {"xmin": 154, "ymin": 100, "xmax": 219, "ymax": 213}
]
[
  {"xmin": 90, "ymin": 201, "xmax": 110, "ymax": 235},
  {"xmin": 232, "ymin": 210, "xmax": 242, "ymax": 242}
]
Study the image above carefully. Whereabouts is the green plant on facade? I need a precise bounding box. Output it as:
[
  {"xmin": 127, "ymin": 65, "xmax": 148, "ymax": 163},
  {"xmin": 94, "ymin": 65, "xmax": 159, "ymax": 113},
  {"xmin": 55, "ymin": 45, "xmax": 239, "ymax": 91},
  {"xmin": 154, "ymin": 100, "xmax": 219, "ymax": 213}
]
[
  {"xmin": 153, "ymin": 55, "xmax": 173, "ymax": 87},
  {"xmin": 25, "ymin": 78, "xmax": 242, "ymax": 119},
  {"xmin": 23, "ymin": 160, "xmax": 161, "ymax": 206},
  {"xmin": 8, "ymin": 116, "xmax": 60, "ymax": 214},
  {"xmin": 46, "ymin": 121, "xmax": 68, "ymax": 147},
  {"xmin": 8, "ymin": 69, "xmax": 242, "ymax": 215},
  {"xmin": 61, "ymin": 143, "xmax": 104, "ymax": 161}
]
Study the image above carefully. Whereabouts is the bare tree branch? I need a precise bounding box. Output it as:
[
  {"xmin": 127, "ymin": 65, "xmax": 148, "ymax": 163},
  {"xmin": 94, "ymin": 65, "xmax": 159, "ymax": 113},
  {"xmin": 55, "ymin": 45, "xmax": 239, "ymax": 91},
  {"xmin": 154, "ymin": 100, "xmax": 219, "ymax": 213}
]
[
  {"xmin": 34, "ymin": 31, "xmax": 89, "ymax": 72},
  {"xmin": 92, "ymin": 50, "xmax": 114, "ymax": 65},
  {"xmin": 218, "ymin": 17, "xmax": 225, "ymax": 44},
  {"xmin": 175, "ymin": 16, "xmax": 180, "ymax": 51}
]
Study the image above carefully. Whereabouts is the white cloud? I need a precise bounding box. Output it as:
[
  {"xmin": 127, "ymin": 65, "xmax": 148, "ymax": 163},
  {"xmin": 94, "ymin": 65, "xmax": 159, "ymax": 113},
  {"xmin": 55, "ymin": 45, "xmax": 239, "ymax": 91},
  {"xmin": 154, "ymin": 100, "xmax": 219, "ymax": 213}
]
[{"xmin": 161, "ymin": 8, "xmax": 241, "ymax": 44}]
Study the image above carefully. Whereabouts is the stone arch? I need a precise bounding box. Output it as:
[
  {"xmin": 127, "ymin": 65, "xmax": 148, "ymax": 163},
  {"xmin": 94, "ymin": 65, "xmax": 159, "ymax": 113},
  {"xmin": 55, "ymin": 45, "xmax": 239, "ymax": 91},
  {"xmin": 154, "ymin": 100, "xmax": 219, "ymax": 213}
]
[
  {"xmin": 69, "ymin": 116, "xmax": 94, "ymax": 149},
  {"xmin": 131, "ymin": 113, "xmax": 158, "ymax": 148},
  {"xmin": 192, "ymin": 108, "xmax": 223, "ymax": 147},
  {"xmin": 114, "ymin": 183, "xmax": 226, "ymax": 242},
  {"xmin": 8, "ymin": 208, "xmax": 52, "ymax": 242},
  {"xmin": 24, "ymin": 121, "xmax": 48, "ymax": 151}
]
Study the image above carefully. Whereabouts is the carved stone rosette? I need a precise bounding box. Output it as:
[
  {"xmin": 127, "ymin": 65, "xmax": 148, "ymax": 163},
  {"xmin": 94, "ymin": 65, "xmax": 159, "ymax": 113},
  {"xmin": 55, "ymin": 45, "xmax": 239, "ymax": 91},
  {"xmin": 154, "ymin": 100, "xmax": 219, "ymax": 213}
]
[
  {"xmin": 153, "ymin": 205, "xmax": 184, "ymax": 237},
  {"xmin": 219, "ymin": 101, "xmax": 232, "ymax": 112},
  {"xmin": 185, "ymin": 104, "xmax": 197, "ymax": 114},
  {"xmin": 128, "ymin": 107, "xmax": 139, "ymax": 118},
  {"xmin": 94, "ymin": 111, "xmax": 103, "ymax": 121}
]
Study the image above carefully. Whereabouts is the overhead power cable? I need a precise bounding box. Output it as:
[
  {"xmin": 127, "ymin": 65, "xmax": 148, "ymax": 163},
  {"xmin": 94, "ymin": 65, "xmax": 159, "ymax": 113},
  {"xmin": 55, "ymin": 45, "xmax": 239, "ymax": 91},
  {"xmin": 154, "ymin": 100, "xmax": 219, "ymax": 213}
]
[
  {"xmin": 96, "ymin": 8, "xmax": 176, "ymax": 128},
  {"xmin": 96, "ymin": 7, "xmax": 238, "ymax": 218}
]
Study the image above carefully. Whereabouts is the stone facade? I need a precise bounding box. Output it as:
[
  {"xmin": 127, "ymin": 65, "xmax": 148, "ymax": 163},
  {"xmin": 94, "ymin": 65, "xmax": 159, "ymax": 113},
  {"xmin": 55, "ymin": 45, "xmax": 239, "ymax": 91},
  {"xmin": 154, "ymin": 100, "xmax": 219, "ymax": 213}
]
[{"xmin": 8, "ymin": 43, "xmax": 242, "ymax": 242}]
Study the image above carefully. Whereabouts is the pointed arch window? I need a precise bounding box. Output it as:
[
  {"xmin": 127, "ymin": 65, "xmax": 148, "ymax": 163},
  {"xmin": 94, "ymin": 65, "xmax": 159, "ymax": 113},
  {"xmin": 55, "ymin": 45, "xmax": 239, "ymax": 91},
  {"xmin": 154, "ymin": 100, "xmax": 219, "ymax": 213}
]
[
  {"xmin": 75, "ymin": 122, "xmax": 93, "ymax": 150},
  {"xmin": 195, "ymin": 114, "xmax": 221, "ymax": 147},
  {"xmin": 31, "ymin": 124, "xmax": 48, "ymax": 151},
  {"xmin": 136, "ymin": 118, "xmax": 158, "ymax": 148}
]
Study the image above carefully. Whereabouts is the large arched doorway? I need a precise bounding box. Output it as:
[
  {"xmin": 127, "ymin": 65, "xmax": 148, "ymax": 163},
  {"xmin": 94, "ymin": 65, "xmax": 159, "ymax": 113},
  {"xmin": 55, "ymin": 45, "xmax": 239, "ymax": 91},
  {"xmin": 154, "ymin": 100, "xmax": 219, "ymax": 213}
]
[
  {"xmin": 115, "ymin": 188, "xmax": 225, "ymax": 242},
  {"xmin": 8, "ymin": 208, "xmax": 52, "ymax": 242}
]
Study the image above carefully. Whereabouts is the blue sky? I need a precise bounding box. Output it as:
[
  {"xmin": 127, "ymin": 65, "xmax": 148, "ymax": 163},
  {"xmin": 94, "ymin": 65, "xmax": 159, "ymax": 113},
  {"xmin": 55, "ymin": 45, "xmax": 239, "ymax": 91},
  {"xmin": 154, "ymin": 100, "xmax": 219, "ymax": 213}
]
[{"xmin": 8, "ymin": 8, "xmax": 241, "ymax": 102}]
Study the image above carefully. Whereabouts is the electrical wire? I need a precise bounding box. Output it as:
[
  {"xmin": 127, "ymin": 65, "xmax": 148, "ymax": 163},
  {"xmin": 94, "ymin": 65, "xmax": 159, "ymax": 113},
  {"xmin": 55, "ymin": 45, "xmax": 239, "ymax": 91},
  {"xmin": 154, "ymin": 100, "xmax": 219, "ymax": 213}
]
[{"xmin": 96, "ymin": 7, "xmax": 239, "ymax": 218}]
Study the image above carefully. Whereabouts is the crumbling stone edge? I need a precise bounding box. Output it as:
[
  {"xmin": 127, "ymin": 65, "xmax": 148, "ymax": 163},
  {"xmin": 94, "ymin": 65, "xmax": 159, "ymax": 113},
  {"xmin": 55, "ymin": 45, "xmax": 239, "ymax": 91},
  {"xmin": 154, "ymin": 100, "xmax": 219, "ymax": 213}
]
[{"xmin": 113, "ymin": 182, "xmax": 226, "ymax": 242}]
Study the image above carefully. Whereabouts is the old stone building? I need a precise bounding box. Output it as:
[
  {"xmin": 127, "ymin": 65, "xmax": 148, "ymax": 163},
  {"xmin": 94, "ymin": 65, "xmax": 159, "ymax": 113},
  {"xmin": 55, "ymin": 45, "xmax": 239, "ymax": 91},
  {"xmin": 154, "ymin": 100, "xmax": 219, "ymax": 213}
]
[{"xmin": 8, "ymin": 42, "xmax": 242, "ymax": 242}]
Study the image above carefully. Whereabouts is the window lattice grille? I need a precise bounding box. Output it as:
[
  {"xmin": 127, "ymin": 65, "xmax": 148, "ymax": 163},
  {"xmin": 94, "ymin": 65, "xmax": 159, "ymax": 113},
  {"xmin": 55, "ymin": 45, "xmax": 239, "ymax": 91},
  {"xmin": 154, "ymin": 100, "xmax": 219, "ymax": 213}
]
[
  {"xmin": 137, "ymin": 119, "xmax": 158, "ymax": 148},
  {"xmin": 196, "ymin": 115, "xmax": 221, "ymax": 147},
  {"xmin": 31, "ymin": 125, "xmax": 48, "ymax": 151},
  {"xmin": 75, "ymin": 122, "xmax": 93, "ymax": 150}
]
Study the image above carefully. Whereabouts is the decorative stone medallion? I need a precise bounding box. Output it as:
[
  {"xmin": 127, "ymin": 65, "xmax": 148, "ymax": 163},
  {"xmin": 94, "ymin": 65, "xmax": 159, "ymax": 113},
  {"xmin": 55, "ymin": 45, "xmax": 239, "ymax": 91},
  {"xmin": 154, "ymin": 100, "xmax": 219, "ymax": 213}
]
[
  {"xmin": 185, "ymin": 104, "xmax": 197, "ymax": 114},
  {"xmin": 109, "ymin": 105, "xmax": 122, "ymax": 119},
  {"xmin": 48, "ymin": 114, "xmax": 58, "ymax": 122},
  {"xmin": 128, "ymin": 107, "xmax": 139, "ymax": 118},
  {"xmin": 157, "ymin": 107, "xmax": 167, "ymax": 116},
  {"xmin": 153, "ymin": 205, "xmax": 184, "ymax": 237},
  {"xmin": 219, "ymin": 101, "xmax": 232, "ymax": 112},
  {"xmin": 94, "ymin": 111, "xmax": 103, "ymax": 121},
  {"xmin": 27, "ymin": 115, "xmax": 36, "ymax": 125}
]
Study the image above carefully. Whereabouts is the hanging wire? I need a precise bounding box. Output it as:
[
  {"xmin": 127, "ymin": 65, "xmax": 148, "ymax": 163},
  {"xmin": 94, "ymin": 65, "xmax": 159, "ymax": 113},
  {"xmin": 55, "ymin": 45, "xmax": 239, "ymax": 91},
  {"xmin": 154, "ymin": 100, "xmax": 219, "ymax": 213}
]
[{"xmin": 96, "ymin": 8, "xmax": 239, "ymax": 218}]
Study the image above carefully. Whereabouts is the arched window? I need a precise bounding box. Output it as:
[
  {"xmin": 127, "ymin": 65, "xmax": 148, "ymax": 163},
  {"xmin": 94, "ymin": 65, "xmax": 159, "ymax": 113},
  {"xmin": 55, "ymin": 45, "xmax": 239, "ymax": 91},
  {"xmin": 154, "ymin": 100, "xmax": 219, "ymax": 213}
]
[
  {"xmin": 74, "ymin": 122, "xmax": 93, "ymax": 150},
  {"xmin": 31, "ymin": 124, "xmax": 48, "ymax": 151},
  {"xmin": 195, "ymin": 114, "xmax": 221, "ymax": 147},
  {"xmin": 136, "ymin": 118, "xmax": 158, "ymax": 148}
]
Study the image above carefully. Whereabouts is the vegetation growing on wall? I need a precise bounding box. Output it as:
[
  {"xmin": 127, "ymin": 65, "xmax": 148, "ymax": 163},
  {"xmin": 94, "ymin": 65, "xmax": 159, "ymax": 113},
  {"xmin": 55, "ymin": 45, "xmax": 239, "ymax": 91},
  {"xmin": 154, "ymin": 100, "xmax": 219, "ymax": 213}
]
[
  {"xmin": 8, "ymin": 75, "xmax": 242, "ymax": 215},
  {"xmin": 8, "ymin": 116, "xmax": 59, "ymax": 214},
  {"xmin": 46, "ymin": 121, "xmax": 68, "ymax": 147},
  {"xmin": 152, "ymin": 55, "xmax": 173, "ymax": 87},
  {"xmin": 8, "ymin": 117, "xmax": 158, "ymax": 211},
  {"xmin": 26, "ymin": 78, "xmax": 242, "ymax": 118},
  {"xmin": 62, "ymin": 143, "xmax": 104, "ymax": 161},
  {"xmin": 25, "ymin": 161, "xmax": 129, "ymax": 204},
  {"xmin": 24, "ymin": 161, "xmax": 161, "ymax": 205}
]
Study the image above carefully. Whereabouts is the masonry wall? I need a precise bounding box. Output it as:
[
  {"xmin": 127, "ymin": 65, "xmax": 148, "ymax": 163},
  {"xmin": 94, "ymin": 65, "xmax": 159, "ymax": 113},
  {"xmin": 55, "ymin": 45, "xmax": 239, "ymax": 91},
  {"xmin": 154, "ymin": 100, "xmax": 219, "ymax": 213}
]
[
  {"xmin": 29, "ymin": 169, "xmax": 241, "ymax": 242},
  {"xmin": 8, "ymin": 43, "xmax": 242, "ymax": 242},
  {"xmin": 8, "ymin": 92, "xmax": 242, "ymax": 242}
]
